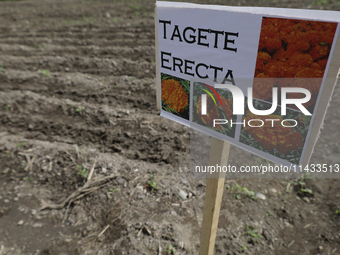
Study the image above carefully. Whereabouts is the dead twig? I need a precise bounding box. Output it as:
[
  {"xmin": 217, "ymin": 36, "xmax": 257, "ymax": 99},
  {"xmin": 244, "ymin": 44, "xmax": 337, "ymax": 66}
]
[
  {"xmin": 98, "ymin": 225, "xmax": 110, "ymax": 239},
  {"xmin": 87, "ymin": 158, "xmax": 98, "ymax": 182},
  {"xmin": 158, "ymin": 238, "xmax": 162, "ymax": 255},
  {"xmin": 20, "ymin": 153, "xmax": 36, "ymax": 171},
  {"xmin": 304, "ymin": 223, "xmax": 312, "ymax": 228},
  {"xmin": 136, "ymin": 227, "xmax": 143, "ymax": 237},
  {"xmin": 24, "ymin": 154, "xmax": 31, "ymax": 171},
  {"xmin": 287, "ymin": 240, "xmax": 295, "ymax": 248},
  {"xmin": 64, "ymin": 150, "xmax": 76, "ymax": 163},
  {"xmin": 48, "ymin": 160, "xmax": 53, "ymax": 171},
  {"xmin": 143, "ymin": 224, "xmax": 152, "ymax": 235},
  {"xmin": 39, "ymin": 175, "xmax": 120, "ymax": 211},
  {"xmin": 62, "ymin": 201, "xmax": 72, "ymax": 224},
  {"xmin": 130, "ymin": 182, "xmax": 141, "ymax": 197},
  {"xmin": 29, "ymin": 155, "xmax": 36, "ymax": 171},
  {"xmin": 75, "ymin": 145, "xmax": 80, "ymax": 159}
]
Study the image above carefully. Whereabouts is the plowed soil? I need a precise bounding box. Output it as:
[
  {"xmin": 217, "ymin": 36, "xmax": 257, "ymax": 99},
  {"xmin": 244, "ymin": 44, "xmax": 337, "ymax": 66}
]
[{"xmin": 0, "ymin": 0, "xmax": 340, "ymax": 255}]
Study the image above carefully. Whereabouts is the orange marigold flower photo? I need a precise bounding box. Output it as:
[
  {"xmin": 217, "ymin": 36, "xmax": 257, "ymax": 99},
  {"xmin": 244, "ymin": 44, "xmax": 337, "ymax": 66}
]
[
  {"xmin": 253, "ymin": 16, "xmax": 337, "ymax": 114},
  {"xmin": 161, "ymin": 75, "xmax": 190, "ymax": 120},
  {"xmin": 243, "ymin": 111, "xmax": 304, "ymax": 155}
]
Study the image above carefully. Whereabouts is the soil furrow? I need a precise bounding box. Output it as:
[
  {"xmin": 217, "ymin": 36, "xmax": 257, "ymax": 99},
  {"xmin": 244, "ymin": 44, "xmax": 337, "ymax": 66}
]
[
  {"xmin": 0, "ymin": 37, "xmax": 155, "ymax": 48},
  {"xmin": 0, "ymin": 29, "xmax": 154, "ymax": 41},
  {"xmin": 0, "ymin": 90, "xmax": 186, "ymax": 163},
  {"xmin": 0, "ymin": 70, "xmax": 157, "ymax": 111},
  {"xmin": 0, "ymin": 55, "xmax": 155, "ymax": 78},
  {"xmin": 0, "ymin": 44, "xmax": 155, "ymax": 61}
]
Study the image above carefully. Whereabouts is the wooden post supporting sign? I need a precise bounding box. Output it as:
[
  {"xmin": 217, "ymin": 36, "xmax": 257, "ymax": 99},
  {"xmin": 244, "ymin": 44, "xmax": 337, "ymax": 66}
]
[{"xmin": 199, "ymin": 138, "xmax": 230, "ymax": 255}]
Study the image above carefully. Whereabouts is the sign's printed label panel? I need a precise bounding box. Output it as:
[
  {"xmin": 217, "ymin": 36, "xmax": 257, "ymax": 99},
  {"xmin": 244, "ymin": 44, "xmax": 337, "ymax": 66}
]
[{"xmin": 156, "ymin": 2, "xmax": 339, "ymax": 167}]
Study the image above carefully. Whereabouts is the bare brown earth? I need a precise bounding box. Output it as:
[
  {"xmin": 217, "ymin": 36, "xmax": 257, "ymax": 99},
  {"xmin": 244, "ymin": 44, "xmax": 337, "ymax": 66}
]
[{"xmin": 0, "ymin": 0, "xmax": 340, "ymax": 254}]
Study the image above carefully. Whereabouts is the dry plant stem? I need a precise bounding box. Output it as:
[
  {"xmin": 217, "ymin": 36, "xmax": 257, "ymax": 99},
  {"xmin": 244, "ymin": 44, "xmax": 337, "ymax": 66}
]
[
  {"xmin": 75, "ymin": 145, "xmax": 80, "ymax": 159},
  {"xmin": 143, "ymin": 224, "xmax": 152, "ymax": 235},
  {"xmin": 62, "ymin": 201, "xmax": 72, "ymax": 223},
  {"xmin": 158, "ymin": 238, "xmax": 162, "ymax": 255},
  {"xmin": 98, "ymin": 225, "xmax": 110, "ymax": 239},
  {"xmin": 137, "ymin": 228, "xmax": 143, "ymax": 237},
  {"xmin": 29, "ymin": 155, "xmax": 36, "ymax": 171},
  {"xmin": 287, "ymin": 240, "xmax": 295, "ymax": 248},
  {"xmin": 130, "ymin": 182, "xmax": 141, "ymax": 197},
  {"xmin": 24, "ymin": 154, "xmax": 31, "ymax": 171},
  {"xmin": 64, "ymin": 150, "xmax": 76, "ymax": 163},
  {"xmin": 39, "ymin": 175, "xmax": 120, "ymax": 211},
  {"xmin": 304, "ymin": 223, "xmax": 312, "ymax": 228},
  {"xmin": 87, "ymin": 159, "xmax": 98, "ymax": 182}
]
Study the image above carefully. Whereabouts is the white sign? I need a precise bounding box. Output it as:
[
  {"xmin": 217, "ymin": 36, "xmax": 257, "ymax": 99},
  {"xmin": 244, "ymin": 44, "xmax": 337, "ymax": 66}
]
[{"xmin": 155, "ymin": 1, "xmax": 340, "ymax": 167}]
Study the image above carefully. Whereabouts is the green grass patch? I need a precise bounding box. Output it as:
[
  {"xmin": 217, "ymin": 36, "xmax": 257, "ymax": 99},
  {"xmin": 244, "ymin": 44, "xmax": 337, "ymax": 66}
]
[
  {"xmin": 17, "ymin": 142, "xmax": 26, "ymax": 148},
  {"xmin": 77, "ymin": 165, "xmax": 88, "ymax": 179},
  {"xmin": 38, "ymin": 69, "xmax": 50, "ymax": 77},
  {"xmin": 228, "ymin": 183, "xmax": 256, "ymax": 200},
  {"xmin": 108, "ymin": 188, "xmax": 120, "ymax": 192},
  {"xmin": 246, "ymin": 226, "xmax": 263, "ymax": 244}
]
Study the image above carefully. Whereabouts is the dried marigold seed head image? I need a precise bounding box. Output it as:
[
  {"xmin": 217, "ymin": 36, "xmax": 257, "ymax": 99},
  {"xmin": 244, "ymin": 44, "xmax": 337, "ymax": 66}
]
[{"xmin": 195, "ymin": 94, "xmax": 232, "ymax": 131}]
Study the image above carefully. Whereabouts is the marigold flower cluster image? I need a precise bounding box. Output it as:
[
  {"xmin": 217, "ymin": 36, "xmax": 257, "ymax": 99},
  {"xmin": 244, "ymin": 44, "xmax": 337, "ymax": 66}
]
[
  {"xmin": 243, "ymin": 111, "xmax": 304, "ymax": 154},
  {"xmin": 240, "ymin": 17, "xmax": 338, "ymax": 164},
  {"xmin": 254, "ymin": 17, "xmax": 337, "ymax": 111},
  {"xmin": 161, "ymin": 74, "xmax": 190, "ymax": 120},
  {"xmin": 240, "ymin": 99, "xmax": 311, "ymax": 165}
]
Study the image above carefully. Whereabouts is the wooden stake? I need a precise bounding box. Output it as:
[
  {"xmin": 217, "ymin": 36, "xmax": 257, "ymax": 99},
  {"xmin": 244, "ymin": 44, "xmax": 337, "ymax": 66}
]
[{"xmin": 199, "ymin": 137, "xmax": 231, "ymax": 255}]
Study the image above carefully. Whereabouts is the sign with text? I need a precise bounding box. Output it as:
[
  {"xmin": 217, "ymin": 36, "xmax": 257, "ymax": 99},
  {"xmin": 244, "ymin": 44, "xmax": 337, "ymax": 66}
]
[{"xmin": 155, "ymin": 1, "xmax": 340, "ymax": 167}]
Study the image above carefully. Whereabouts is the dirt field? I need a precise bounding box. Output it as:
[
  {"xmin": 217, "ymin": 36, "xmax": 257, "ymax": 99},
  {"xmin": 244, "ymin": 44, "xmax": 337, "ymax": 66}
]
[{"xmin": 0, "ymin": 0, "xmax": 340, "ymax": 254}]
